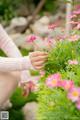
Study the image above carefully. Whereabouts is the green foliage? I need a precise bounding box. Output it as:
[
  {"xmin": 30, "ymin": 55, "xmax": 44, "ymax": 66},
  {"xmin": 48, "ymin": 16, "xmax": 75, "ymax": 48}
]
[
  {"xmin": 37, "ymin": 39, "xmax": 80, "ymax": 120},
  {"xmin": 0, "ymin": 49, "xmax": 6, "ymax": 56},
  {"xmin": 10, "ymin": 87, "xmax": 37, "ymax": 109},
  {"xmin": 45, "ymin": 41, "xmax": 78, "ymax": 74},
  {"xmin": 44, "ymin": 0, "xmax": 58, "ymax": 13},
  {"xmin": 20, "ymin": 48, "xmax": 30, "ymax": 56},
  {"xmin": 34, "ymin": 0, "xmax": 60, "ymax": 15},
  {"xmin": 37, "ymin": 84, "xmax": 80, "ymax": 120},
  {"xmin": 0, "ymin": 0, "xmax": 21, "ymax": 21},
  {"xmin": 0, "ymin": 47, "xmax": 30, "ymax": 57},
  {"xmin": 8, "ymin": 108, "xmax": 24, "ymax": 120},
  {"xmin": 30, "ymin": 69, "xmax": 39, "ymax": 76},
  {"xmin": 0, "ymin": 0, "xmax": 62, "ymax": 22},
  {"xmin": 10, "ymin": 87, "xmax": 28, "ymax": 109}
]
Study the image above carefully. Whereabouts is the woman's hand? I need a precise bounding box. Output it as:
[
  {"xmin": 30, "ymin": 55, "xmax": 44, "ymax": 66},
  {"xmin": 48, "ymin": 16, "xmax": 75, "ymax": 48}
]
[{"xmin": 29, "ymin": 51, "xmax": 48, "ymax": 71}]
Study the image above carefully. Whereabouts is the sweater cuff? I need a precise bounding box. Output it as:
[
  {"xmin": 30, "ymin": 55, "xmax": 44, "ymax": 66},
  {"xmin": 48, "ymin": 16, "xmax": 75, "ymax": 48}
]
[{"xmin": 22, "ymin": 56, "xmax": 34, "ymax": 70}]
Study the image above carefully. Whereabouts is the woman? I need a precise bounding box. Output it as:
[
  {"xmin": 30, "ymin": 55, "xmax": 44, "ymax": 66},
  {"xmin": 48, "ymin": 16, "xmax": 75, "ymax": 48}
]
[{"xmin": 0, "ymin": 24, "xmax": 47, "ymax": 109}]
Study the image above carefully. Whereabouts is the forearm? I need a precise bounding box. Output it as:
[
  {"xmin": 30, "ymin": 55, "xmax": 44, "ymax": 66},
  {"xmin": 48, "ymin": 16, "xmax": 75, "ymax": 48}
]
[
  {"xmin": 0, "ymin": 24, "xmax": 22, "ymax": 57},
  {"xmin": 0, "ymin": 24, "xmax": 34, "ymax": 82},
  {"xmin": 0, "ymin": 56, "xmax": 32, "ymax": 72}
]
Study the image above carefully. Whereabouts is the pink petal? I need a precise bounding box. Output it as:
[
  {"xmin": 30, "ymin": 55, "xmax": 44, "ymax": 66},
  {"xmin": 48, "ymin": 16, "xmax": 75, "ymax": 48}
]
[
  {"xmin": 77, "ymin": 23, "xmax": 80, "ymax": 30},
  {"xmin": 67, "ymin": 87, "xmax": 80, "ymax": 102},
  {"xmin": 73, "ymin": 10, "xmax": 80, "ymax": 15},
  {"xmin": 46, "ymin": 73, "xmax": 61, "ymax": 88},
  {"xmin": 68, "ymin": 60, "xmax": 78, "ymax": 65},
  {"xmin": 76, "ymin": 100, "xmax": 80, "ymax": 110},
  {"xmin": 40, "ymin": 71, "xmax": 45, "ymax": 77},
  {"xmin": 62, "ymin": 80, "xmax": 74, "ymax": 91},
  {"xmin": 26, "ymin": 35, "xmax": 38, "ymax": 43},
  {"xmin": 70, "ymin": 35, "xmax": 80, "ymax": 42}
]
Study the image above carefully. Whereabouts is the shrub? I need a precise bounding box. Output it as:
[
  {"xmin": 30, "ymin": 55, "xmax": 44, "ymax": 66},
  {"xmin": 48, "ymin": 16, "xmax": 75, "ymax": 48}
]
[{"xmin": 37, "ymin": 39, "xmax": 80, "ymax": 120}]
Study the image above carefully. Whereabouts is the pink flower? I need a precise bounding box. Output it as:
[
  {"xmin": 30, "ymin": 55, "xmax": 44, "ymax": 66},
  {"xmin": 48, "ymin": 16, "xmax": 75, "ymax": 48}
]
[
  {"xmin": 61, "ymin": 80, "xmax": 74, "ymax": 91},
  {"xmin": 46, "ymin": 73, "xmax": 61, "ymax": 88},
  {"xmin": 69, "ymin": 14, "xmax": 77, "ymax": 19},
  {"xmin": 77, "ymin": 23, "xmax": 80, "ymax": 30},
  {"xmin": 68, "ymin": 60, "xmax": 78, "ymax": 65},
  {"xmin": 26, "ymin": 35, "xmax": 38, "ymax": 43},
  {"xmin": 76, "ymin": 99, "xmax": 80, "ymax": 110},
  {"xmin": 48, "ymin": 24, "xmax": 57, "ymax": 30},
  {"xmin": 40, "ymin": 71, "xmax": 45, "ymax": 77},
  {"xmin": 68, "ymin": 87, "xmax": 80, "ymax": 102},
  {"xmin": 57, "ymin": 35, "xmax": 67, "ymax": 41},
  {"xmin": 47, "ymin": 37, "xmax": 53, "ymax": 44},
  {"xmin": 46, "ymin": 37, "xmax": 56, "ymax": 47},
  {"xmin": 69, "ymin": 21, "xmax": 78, "ymax": 25},
  {"xmin": 76, "ymin": 5, "xmax": 80, "ymax": 10},
  {"xmin": 21, "ymin": 81, "xmax": 36, "ymax": 96},
  {"xmin": 73, "ymin": 10, "xmax": 80, "ymax": 15},
  {"xmin": 68, "ymin": 35, "xmax": 80, "ymax": 42}
]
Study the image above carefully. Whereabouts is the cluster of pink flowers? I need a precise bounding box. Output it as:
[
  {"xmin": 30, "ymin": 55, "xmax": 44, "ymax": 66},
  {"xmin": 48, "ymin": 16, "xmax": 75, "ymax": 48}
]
[
  {"xmin": 70, "ymin": 5, "xmax": 80, "ymax": 30},
  {"xmin": 26, "ymin": 34, "xmax": 39, "ymax": 43},
  {"xmin": 46, "ymin": 73, "xmax": 80, "ymax": 110},
  {"xmin": 48, "ymin": 23, "xmax": 57, "ymax": 30},
  {"xmin": 68, "ymin": 35, "xmax": 80, "ymax": 42}
]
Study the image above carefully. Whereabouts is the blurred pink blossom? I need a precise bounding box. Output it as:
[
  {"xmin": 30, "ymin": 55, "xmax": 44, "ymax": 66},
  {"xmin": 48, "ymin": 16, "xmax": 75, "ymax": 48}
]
[
  {"xmin": 40, "ymin": 71, "xmax": 45, "ymax": 77},
  {"xmin": 47, "ymin": 37, "xmax": 53, "ymax": 44},
  {"xmin": 46, "ymin": 73, "xmax": 61, "ymax": 88},
  {"xmin": 69, "ymin": 14, "xmax": 77, "ymax": 19},
  {"xmin": 76, "ymin": 5, "xmax": 80, "ymax": 10},
  {"xmin": 68, "ymin": 87, "xmax": 80, "ymax": 102},
  {"xmin": 73, "ymin": 10, "xmax": 80, "ymax": 15},
  {"xmin": 61, "ymin": 80, "xmax": 74, "ymax": 91},
  {"xmin": 57, "ymin": 35, "xmax": 67, "ymax": 41},
  {"xmin": 76, "ymin": 99, "xmax": 80, "ymax": 110},
  {"xmin": 22, "ymin": 80, "xmax": 39, "ymax": 96},
  {"xmin": 69, "ymin": 21, "xmax": 78, "ymax": 25},
  {"xmin": 77, "ymin": 23, "xmax": 80, "ymax": 30},
  {"xmin": 68, "ymin": 35, "xmax": 80, "ymax": 42},
  {"xmin": 26, "ymin": 34, "xmax": 39, "ymax": 43},
  {"xmin": 48, "ymin": 24, "xmax": 57, "ymax": 30},
  {"xmin": 68, "ymin": 60, "xmax": 78, "ymax": 65}
]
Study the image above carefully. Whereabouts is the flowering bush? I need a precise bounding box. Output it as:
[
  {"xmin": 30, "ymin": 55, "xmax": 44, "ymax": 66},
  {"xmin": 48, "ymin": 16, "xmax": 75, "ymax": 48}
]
[
  {"xmin": 37, "ymin": 6, "xmax": 80, "ymax": 120},
  {"xmin": 37, "ymin": 40, "xmax": 80, "ymax": 120}
]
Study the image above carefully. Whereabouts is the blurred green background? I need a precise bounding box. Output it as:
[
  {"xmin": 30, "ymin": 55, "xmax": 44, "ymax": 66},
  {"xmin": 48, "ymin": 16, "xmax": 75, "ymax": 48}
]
[{"xmin": 0, "ymin": 0, "xmax": 63, "ymax": 22}]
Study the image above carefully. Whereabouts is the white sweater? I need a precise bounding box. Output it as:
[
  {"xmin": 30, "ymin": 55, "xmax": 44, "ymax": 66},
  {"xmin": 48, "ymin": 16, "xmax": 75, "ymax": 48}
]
[{"xmin": 0, "ymin": 24, "xmax": 33, "ymax": 82}]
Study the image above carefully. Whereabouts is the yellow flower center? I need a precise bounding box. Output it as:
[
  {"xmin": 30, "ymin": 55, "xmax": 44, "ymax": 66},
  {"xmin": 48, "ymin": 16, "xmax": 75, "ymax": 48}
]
[
  {"xmin": 52, "ymin": 79, "xmax": 57, "ymax": 85},
  {"xmin": 72, "ymin": 91, "xmax": 79, "ymax": 97}
]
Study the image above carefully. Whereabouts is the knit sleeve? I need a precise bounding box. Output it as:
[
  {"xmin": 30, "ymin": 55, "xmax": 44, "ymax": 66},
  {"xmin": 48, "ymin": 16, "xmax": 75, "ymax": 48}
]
[
  {"xmin": 0, "ymin": 24, "xmax": 22, "ymax": 57},
  {"xmin": 0, "ymin": 24, "xmax": 34, "ymax": 82},
  {"xmin": 0, "ymin": 56, "xmax": 33, "ymax": 72}
]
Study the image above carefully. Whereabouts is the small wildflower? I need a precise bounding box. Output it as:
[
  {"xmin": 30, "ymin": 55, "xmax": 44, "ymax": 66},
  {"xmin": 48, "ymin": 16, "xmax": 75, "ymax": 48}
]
[
  {"xmin": 69, "ymin": 21, "xmax": 78, "ymax": 25},
  {"xmin": 68, "ymin": 60, "xmax": 78, "ymax": 65},
  {"xmin": 68, "ymin": 35, "xmax": 80, "ymax": 42},
  {"xmin": 68, "ymin": 87, "xmax": 80, "ymax": 102},
  {"xmin": 77, "ymin": 23, "xmax": 80, "ymax": 30},
  {"xmin": 61, "ymin": 80, "xmax": 74, "ymax": 91},
  {"xmin": 46, "ymin": 73, "xmax": 61, "ymax": 88},
  {"xmin": 76, "ymin": 99, "xmax": 80, "ymax": 110},
  {"xmin": 40, "ymin": 71, "xmax": 45, "ymax": 77},
  {"xmin": 26, "ymin": 35, "xmax": 38, "ymax": 43},
  {"xmin": 48, "ymin": 24, "xmax": 57, "ymax": 30},
  {"xmin": 73, "ymin": 10, "xmax": 80, "ymax": 15}
]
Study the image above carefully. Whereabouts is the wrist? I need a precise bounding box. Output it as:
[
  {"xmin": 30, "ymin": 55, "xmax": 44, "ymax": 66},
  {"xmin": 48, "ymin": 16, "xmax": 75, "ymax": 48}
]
[{"xmin": 22, "ymin": 56, "xmax": 34, "ymax": 70}]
